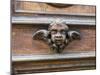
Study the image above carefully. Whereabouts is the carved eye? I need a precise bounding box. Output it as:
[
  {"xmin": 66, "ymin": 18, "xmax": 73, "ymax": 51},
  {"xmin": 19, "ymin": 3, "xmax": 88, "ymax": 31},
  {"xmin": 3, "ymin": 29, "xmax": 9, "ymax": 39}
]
[
  {"xmin": 51, "ymin": 30, "xmax": 57, "ymax": 34},
  {"xmin": 60, "ymin": 30, "xmax": 66, "ymax": 34}
]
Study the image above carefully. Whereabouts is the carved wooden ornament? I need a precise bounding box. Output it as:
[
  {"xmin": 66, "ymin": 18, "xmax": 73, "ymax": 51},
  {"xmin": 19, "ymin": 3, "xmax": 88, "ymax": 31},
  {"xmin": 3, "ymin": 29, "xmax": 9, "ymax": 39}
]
[{"xmin": 32, "ymin": 21, "xmax": 81, "ymax": 53}]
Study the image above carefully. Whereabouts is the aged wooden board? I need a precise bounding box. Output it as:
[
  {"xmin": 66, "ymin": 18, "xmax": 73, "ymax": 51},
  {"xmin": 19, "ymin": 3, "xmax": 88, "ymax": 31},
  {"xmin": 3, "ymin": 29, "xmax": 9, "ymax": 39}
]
[
  {"xmin": 12, "ymin": 24, "xmax": 96, "ymax": 55},
  {"xmin": 12, "ymin": 1, "xmax": 96, "ymax": 74},
  {"xmin": 12, "ymin": 51, "xmax": 95, "ymax": 61},
  {"xmin": 13, "ymin": 0, "xmax": 96, "ymax": 15},
  {"xmin": 12, "ymin": 15, "xmax": 96, "ymax": 25},
  {"xmin": 12, "ymin": 56, "xmax": 96, "ymax": 74}
]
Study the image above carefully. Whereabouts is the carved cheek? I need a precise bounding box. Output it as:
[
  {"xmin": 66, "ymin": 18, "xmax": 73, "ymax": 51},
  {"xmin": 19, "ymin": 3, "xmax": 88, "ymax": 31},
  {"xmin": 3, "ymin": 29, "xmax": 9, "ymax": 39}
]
[
  {"xmin": 62, "ymin": 35, "xmax": 66, "ymax": 40},
  {"xmin": 61, "ymin": 34, "xmax": 66, "ymax": 42},
  {"xmin": 51, "ymin": 34, "xmax": 56, "ymax": 42}
]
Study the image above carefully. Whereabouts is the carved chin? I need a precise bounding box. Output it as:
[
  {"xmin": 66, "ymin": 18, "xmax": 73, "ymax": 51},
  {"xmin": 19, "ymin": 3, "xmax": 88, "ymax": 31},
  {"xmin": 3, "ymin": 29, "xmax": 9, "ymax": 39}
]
[
  {"xmin": 52, "ymin": 43, "xmax": 65, "ymax": 53},
  {"xmin": 55, "ymin": 40, "xmax": 63, "ymax": 45}
]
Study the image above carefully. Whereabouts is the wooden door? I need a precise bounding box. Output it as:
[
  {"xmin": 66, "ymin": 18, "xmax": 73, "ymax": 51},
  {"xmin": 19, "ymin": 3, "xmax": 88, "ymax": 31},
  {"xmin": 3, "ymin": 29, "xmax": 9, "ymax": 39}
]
[{"xmin": 12, "ymin": 0, "xmax": 96, "ymax": 74}]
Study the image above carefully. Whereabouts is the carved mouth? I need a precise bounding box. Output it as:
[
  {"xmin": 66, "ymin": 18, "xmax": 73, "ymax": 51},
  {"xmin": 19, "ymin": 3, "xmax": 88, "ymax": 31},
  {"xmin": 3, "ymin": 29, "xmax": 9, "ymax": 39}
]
[{"xmin": 55, "ymin": 40, "xmax": 63, "ymax": 44}]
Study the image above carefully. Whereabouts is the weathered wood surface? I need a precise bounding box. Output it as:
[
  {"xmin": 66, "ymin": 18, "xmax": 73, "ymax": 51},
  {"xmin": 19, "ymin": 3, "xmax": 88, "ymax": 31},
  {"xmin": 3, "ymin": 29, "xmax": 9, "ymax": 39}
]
[
  {"xmin": 12, "ymin": 15, "xmax": 96, "ymax": 25},
  {"xmin": 12, "ymin": 55, "xmax": 96, "ymax": 74},
  {"xmin": 12, "ymin": 51, "xmax": 95, "ymax": 61},
  {"xmin": 13, "ymin": 1, "xmax": 96, "ymax": 15},
  {"xmin": 12, "ymin": 24, "xmax": 96, "ymax": 55},
  {"xmin": 12, "ymin": 1, "xmax": 96, "ymax": 74}
]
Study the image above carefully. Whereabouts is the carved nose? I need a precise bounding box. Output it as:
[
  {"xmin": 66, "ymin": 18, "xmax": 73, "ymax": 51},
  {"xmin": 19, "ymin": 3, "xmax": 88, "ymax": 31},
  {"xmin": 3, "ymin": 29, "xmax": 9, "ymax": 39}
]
[
  {"xmin": 55, "ymin": 33, "xmax": 62, "ymax": 39},
  {"xmin": 55, "ymin": 35, "xmax": 63, "ymax": 39}
]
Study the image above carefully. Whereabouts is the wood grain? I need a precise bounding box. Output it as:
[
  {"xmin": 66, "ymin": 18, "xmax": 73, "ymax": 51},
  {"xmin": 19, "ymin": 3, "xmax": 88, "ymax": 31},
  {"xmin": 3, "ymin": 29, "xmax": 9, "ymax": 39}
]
[
  {"xmin": 12, "ymin": 56, "xmax": 96, "ymax": 74},
  {"xmin": 12, "ymin": 24, "xmax": 96, "ymax": 55},
  {"xmin": 12, "ymin": 1, "xmax": 96, "ymax": 74},
  {"xmin": 13, "ymin": 1, "xmax": 96, "ymax": 15}
]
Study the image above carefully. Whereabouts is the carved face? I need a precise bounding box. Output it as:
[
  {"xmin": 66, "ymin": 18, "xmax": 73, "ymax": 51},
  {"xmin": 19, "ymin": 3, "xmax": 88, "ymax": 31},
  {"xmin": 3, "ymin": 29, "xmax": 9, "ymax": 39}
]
[
  {"xmin": 49, "ymin": 23, "xmax": 68, "ymax": 45},
  {"xmin": 33, "ymin": 21, "xmax": 81, "ymax": 53}
]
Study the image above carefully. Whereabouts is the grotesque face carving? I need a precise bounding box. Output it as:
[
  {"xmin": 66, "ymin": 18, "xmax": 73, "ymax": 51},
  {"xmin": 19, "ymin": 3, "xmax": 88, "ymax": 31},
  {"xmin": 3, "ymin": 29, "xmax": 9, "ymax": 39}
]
[
  {"xmin": 33, "ymin": 21, "xmax": 81, "ymax": 53},
  {"xmin": 47, "ymin": 22, "xmax": 70, "ymax": 53},
  {"xmin": 49, "ymin": 23, "xmax": 67, "ymax": 45}
]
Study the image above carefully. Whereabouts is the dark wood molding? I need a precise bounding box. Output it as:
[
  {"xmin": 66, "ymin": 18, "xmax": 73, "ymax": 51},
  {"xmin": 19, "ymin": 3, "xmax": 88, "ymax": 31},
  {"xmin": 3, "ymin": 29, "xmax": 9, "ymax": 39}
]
[
  {"xmin": 12, "ymin": 51, "xmax": 95, "ymax": 62},
  {"xmin": 12, "ymin": 52, "xmax": 96, "ymax": 74},
  {"xmin": 12, "ymin": 51, "xmax": 96, "ymax": 74}
]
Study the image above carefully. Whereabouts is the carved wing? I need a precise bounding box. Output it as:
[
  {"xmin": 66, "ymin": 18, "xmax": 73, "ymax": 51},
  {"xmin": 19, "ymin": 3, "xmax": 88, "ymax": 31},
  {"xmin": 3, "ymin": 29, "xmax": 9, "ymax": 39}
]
[
  {"xmin": 68, "ymin": 30, "xmax": 81, "ymax": 40},
  {"xmin": 32, "ymin": 29, "xmax": 48, "ymax": 41}
]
